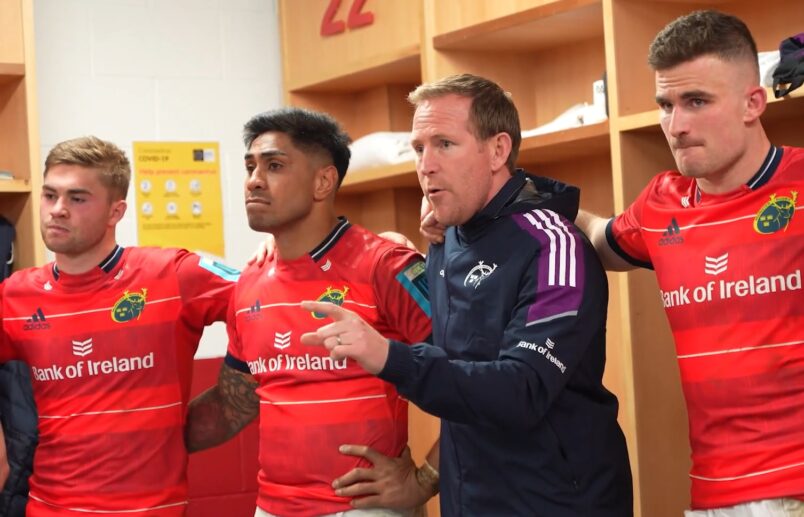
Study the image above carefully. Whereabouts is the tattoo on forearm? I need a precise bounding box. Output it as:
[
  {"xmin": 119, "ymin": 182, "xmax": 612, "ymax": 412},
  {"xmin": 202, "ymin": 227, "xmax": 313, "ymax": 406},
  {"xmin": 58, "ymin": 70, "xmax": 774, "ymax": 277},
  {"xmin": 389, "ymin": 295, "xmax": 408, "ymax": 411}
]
[{"xmin": 185, "ymin": 365, "xmax": 259, "ymax": 452}]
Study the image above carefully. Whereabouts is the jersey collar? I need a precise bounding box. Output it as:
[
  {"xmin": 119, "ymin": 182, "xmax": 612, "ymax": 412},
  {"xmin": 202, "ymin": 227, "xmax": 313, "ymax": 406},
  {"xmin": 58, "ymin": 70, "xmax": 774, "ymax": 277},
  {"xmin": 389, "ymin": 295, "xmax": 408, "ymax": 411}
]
[
  {"xmin": 309, "ymin": 217, "xmax": 351, "ymax": 262},
  {"xmin": 694, "ymin": 145, "xmax": 783, "ymax": 204},
  {"xmin": 52, "ymin": 244, "xmax": 124, "ymax": 280}
]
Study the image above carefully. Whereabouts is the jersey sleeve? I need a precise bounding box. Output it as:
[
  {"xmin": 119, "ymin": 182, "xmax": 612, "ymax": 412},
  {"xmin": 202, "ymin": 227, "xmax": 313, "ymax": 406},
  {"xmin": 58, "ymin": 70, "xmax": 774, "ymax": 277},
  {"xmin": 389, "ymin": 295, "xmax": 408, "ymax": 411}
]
[
  {"xmin": 379, "ymin": 230, "xmax": 608, "ymax": 431},
  {"xmin": 606, "ymin": 180, "xmax": 655, "ymax": 269},
  {"xmin": 223, "ymin": 285, "xmax": 250, "ymax": 374},
  {"xmin": 174, "ymin": 251, "xmax": 239, "ymax": 330},
  {"xmin": 372, "ymin": 247, "xmax": 432, "ymax": 345}
]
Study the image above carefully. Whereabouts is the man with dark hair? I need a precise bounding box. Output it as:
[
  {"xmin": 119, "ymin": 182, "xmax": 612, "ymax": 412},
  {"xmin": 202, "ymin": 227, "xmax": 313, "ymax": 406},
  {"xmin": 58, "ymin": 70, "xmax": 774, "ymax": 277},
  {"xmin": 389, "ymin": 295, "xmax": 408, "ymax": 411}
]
[
  {"xmin": 185, "ymin": 107, "xmax": 434, "ymax": 517},
  {"xmin": 302, "ymin": 74, "xmax": 633, "ymax": 516},
  {"xmin": 0, "ymin": 135, "xmax": 238, "ymax": 516},
  {"xmin": 241, "ymin": 108, "xmax": 352, "ymax": 187},
  {"xmin": 572, "ymin": 10, "xmax": 804, "ymax": 516}
]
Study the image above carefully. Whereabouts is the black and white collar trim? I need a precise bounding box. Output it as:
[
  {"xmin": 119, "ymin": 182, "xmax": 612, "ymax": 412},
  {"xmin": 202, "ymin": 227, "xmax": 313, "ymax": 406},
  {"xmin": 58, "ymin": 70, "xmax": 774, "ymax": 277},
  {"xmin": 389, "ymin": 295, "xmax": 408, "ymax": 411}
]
[
  {"xmin": 309, "ymin": 217, "xmax": 350, "ymax": 261},
  {"xmin": 746, "ymin": 145, "xmax": 782, "ymax": 190},
  {"xmin": 52, "ymin": 244, "xmax": 124, "ymax": 279},
  {"xmin": 694, "ymin": 145, "xmax": 783, "ymax": 203}
]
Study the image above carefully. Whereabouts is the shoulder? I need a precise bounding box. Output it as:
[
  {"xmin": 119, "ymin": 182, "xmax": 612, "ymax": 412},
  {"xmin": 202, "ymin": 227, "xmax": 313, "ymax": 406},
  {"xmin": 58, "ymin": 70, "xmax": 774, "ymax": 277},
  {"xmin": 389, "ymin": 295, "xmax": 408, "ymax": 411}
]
[
  {"xmin": 3, "ymin": 264, "xmax": 51, "ymax": 290},
  {"xmin": 124, "ymin": 246, "xmax": 185, "ymax": 266},
  {"xmin": 641, "ymin": 170, "xmax": 693, "ymax": 206},
  {"xmin": 346, "ymin": 224, "xmax": 423, "ymax": 265},
  {"xmin": 507, "ymin": 208, "xmax": 583, "ymax": 246},
  {"xmin": 779, "ymin": 146, "xmax": 804, "ymax": 177}
]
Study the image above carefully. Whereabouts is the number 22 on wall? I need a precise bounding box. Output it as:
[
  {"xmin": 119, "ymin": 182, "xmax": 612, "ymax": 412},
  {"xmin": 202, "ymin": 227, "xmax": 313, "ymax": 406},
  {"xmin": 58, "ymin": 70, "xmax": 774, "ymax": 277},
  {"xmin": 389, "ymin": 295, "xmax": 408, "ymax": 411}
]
[{"xmin": 320, "ymin": 0, "xmax": 374, "ymax": 36}]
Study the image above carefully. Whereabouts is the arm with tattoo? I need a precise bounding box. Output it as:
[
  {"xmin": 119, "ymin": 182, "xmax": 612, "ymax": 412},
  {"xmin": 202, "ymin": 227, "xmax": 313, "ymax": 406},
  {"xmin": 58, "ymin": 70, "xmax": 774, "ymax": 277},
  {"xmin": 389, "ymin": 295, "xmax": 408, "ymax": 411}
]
[{"xmin": 185, "ymin": 363, "xmax": 259, "ymax": 452}]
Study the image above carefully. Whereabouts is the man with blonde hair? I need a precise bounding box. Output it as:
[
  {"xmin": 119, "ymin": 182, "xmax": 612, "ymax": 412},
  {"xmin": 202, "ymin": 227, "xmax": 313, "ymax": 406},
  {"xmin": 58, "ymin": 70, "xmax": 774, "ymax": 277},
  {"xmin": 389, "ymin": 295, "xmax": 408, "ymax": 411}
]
[{"xmin": 0, "ymin": 136, "xmax": 237, "ymax": 516}]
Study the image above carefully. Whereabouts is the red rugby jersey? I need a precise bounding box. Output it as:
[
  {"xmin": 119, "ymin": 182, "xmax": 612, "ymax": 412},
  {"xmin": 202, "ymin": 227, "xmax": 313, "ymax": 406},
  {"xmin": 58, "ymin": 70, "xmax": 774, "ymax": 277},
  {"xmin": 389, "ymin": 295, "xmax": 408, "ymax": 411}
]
[
  {"xmin": 0, "ymin": 246, "xmax": 236, "ymax": 516},
  {"xmin": 608, "ymin": 146, "xmax": 804, "ymax": 509},
  {"xmin": 225, "ymin": 219, "xmax": 431, "ymax": 517}
]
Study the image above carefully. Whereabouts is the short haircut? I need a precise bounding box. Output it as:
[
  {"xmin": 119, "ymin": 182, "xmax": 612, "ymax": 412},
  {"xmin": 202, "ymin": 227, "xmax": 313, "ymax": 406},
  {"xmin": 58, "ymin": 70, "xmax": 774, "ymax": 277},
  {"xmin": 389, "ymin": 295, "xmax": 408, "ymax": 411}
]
[
  {"xmin": 243, "ymin": 107, "xmax": 352, "ymax": 186},
  {"xmin": 44, "ymin": 136, "xmax": 131, "ymax": 200},
  {"xmin": 648, "ymin": 10, "xmax": 758, "ymax": 76},
  {"xmin": 408, "ymin": 73, "xmax": 521, "ymax": 173}
]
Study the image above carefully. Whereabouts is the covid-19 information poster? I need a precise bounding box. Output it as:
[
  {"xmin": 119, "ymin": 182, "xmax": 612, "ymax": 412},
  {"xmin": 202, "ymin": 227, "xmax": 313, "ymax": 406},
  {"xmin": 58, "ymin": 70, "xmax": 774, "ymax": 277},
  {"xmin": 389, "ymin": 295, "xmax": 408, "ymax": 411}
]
[{"xmin": 132, "ymin": 142, "xmax": 224, "ymax": 256}]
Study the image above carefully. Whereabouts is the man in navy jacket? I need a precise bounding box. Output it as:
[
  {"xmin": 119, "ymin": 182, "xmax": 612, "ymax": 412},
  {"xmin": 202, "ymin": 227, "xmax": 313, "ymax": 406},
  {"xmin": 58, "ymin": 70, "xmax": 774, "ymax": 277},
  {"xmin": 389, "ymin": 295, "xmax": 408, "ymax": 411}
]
[{"xmin": 302, "ymin": 74, "xmax": 633, "ymax": 516}]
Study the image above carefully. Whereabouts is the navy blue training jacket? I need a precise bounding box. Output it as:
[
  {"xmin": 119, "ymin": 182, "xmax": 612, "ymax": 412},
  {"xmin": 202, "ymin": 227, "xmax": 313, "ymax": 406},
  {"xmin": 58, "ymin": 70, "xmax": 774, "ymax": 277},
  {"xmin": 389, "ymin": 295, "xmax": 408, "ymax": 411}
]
[{"xmin": 380, "ymin": 171, "xmax": 633, "ymax": 516}]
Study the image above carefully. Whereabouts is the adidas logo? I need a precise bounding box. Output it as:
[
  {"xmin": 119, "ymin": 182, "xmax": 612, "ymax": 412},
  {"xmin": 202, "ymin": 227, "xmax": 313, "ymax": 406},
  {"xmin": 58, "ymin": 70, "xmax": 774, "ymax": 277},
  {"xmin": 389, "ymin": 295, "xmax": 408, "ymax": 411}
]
[
  {"xmin": 659, "ymin": 218, "xmax": 684, "ymax": 246},
  {"xmin": 246, "ymin": 300, "xmax": 263, "ymax": 321},
  {"xmin": 24, "ymin": 308, "xmax": 50, "ymax": 330}
]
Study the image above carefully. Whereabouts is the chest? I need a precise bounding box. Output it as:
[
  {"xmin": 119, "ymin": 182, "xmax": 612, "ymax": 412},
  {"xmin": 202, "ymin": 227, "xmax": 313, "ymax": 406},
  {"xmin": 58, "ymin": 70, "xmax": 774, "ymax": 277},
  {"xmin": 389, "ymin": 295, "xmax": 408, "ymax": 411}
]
[
  {"xmin": 429, "ymin": 230, "xmax": 528, "ymax": 360},
  {"xmin": 638, "ymin": 186, "xmax": 803, "ymax": 342},
  {"xmin": 3, "ymin": 267, "xmax": 185, "ymax": 389},
  {"xmin": 233, "ymin": 270, "xmax": 381, "ymax": 369}
]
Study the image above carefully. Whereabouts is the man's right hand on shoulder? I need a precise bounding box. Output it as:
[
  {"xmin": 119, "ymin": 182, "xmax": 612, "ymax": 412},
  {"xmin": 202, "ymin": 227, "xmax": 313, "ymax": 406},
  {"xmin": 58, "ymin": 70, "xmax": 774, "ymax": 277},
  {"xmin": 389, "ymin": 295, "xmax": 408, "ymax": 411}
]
[
  {"xmin": 247, "ymin": 234, "xmax": 276, "ymax": 266},
  {"xmin": 420, "ymin": 196, "xmax": 446, "ymax": 245}
]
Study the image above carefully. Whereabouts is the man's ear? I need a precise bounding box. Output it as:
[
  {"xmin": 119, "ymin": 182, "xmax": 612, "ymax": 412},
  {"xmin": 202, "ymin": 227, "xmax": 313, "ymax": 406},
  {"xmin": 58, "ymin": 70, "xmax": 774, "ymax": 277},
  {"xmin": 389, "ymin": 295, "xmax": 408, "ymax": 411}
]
[
  {"xmin": 109, "ymin": 199, "xmax": 127, "ymax": 226},
  {"xmin": 314, "ymin": 165, "xmax": 339, "ymax": 201},
  {"xmin": 744, "ymin": 84, "xmax": 767, "ymax": 123},
  {"xmin": 489, "ymin": 132, "xmax": 513, "ymax": 172}
]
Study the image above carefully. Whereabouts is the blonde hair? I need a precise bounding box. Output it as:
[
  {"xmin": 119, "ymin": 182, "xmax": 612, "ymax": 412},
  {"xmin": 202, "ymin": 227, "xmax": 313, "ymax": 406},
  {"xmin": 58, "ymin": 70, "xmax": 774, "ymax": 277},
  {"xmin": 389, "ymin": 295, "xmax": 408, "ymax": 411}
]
[{"xmin": 44, "ymin": 136, "xmax": 131, "ymax": 200}]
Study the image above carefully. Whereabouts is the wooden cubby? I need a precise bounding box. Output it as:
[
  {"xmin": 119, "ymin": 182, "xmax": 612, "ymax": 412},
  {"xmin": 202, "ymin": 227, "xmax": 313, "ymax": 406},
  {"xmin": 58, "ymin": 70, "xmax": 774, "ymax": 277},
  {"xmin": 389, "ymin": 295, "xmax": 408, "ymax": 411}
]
[
  {"xmin": 0, "ymin": 0, "xmax": 44, "ymax": 272},
  {"xmin": 278, "ymin": 1, "xmax": 804, "ymax": 515}
]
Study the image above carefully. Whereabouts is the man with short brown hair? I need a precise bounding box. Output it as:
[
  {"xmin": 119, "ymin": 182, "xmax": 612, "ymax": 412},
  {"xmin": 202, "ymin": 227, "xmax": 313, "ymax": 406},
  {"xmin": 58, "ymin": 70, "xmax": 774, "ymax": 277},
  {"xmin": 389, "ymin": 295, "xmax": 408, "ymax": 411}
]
[
  {"xmin": 0, "ymin": 135, "xmax": 237, "ymax": 516},
  {"xmin": 304, "ymin": 74, "xmax": 633, "ymax": 516},
  {"xmin": 573, "ymin": 10, "xmax": 804, "ymax": 516}
]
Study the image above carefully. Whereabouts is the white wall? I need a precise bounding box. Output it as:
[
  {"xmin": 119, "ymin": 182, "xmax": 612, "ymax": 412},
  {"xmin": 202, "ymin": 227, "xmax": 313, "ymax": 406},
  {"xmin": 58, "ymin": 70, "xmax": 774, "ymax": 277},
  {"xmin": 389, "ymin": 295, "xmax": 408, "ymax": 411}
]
[{"xmin": 34, "ymin": 0, "xmax": 284, "ymax": 358}]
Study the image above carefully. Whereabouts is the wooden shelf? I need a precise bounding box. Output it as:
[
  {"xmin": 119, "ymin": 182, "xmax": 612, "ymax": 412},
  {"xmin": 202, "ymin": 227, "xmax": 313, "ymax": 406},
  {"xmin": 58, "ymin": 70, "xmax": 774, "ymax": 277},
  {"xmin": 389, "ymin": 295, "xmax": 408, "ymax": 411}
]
[
  {"xmin": 288, "ymin": 48, "xmax": 420, "ymax": 93},
  {"xmin": 433, "ymin": 0, "xmax": 602, "ymax": 52},
  {"xmin": 340, "ymin": 160, "xmax": 418, "ymax": 194},
  {"xmin": 0, "ymin": 62, "xmax": 24, "ymax": 85},
  {"xmin": 764, "ymin": 85, "xmax": 804, "ymax": 121},
  {"xmin": 279, "ymin": 3, "xmax": 803, "ymax": 516},
  {"xmin": 618, "ymin": 110, "xmax": 661, "ymax": 133},
  {"xmin": 340, "ymin": 121, "xmax": 610, "ymax": 194},
  {"xmin": 519, "ymin": 121, "xmax": 610, "ymax": 164},
  {"xmin": 0, "ymin": 178, "xmax": 32, "ymax": 193}
]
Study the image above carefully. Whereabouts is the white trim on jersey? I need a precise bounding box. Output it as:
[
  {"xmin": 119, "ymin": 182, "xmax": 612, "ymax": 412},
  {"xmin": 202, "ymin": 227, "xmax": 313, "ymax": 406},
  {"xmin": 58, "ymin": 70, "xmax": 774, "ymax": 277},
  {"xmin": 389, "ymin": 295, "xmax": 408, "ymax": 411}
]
[
  {"xmin": 39, "ymin": 401, "xmax": 182, "ymax": 420},
  {"xmin": 641, "ymin": 205, "xmax": 804, "ymax": 233},
  {"xmin": 522, "ymin": 209, "xmax": 578, "ymax": 287},
  {"xmin": 677, "ymin": 339, "xmax": 804, "ymax": 360},
  {"xmin": 260, "ymin": 394, "xmax": 387, "ymax": 406},
  {"xmin": 3, "ymin": 296, "xmax": 182, "ymax": 321},
  {"xmin": 28, "ymin": 493, "xmax": 189, "ymax": 513},
  {"xmin": 690, "ymin": 459, "xmax": 804, "ymax": 482},
  {"xmin": 235, "ymin": 299, "xmax": 377, "ymax": 316},
  {"xmin": 747, "ymin": 145, "xmax": 779, "ymax": 189}
]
